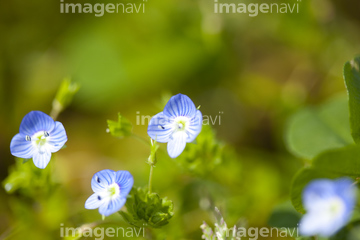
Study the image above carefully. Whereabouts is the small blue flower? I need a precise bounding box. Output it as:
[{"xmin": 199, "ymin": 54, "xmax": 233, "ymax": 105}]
[
  {"xmin": 299, "ymin": 178, "xmax": 356, "ymax": 237},
  {"xmin": 85, "ymin": 169, "xmax": 134, "ymax": 216},
  {"xmin": 147, "ymin": 94, "xmax": 202, "ymax": 158},
  {"xmin": 10, "ymin": 111, "xmax": 67, "ymax": 169}
]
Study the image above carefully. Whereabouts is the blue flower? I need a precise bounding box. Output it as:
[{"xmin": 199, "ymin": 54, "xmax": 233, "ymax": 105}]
[
  {"xmin": 147, "ymin": 94, "xmax": 202, "ymax": 158},
  {"xmin": 299, "ymin": 178, "xmax": 356, "ymax": 237},
  {"xmin": 85, "ymin": 169, "xmax": 134, "ymax": 216},
  {"xmin": 10, "ymin": 111, "xmax": 67, "ymax": 169}
]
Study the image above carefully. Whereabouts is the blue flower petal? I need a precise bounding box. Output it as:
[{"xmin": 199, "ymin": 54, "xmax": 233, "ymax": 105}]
[
  {"xmin": 163, "ymin": 94, "xmax": 196, "ymax": 118},
  {"xmin": 10, "ymin": 133, "xmax": 34, "ymax": 159},
  {"xmin": 300, "ymin": 212, "xmax": 335, "ymax": 236},
  {"xmin": 32, "ymin": 150, "xmax": 52, "ymax": 169},
  {"xmin": 300, "ymin": 178, "xmax": 356, "ymax": 237},
  {"xmin": 99, "ymin": 197, "xmax": 126, "ymax": 216},
  {"xmin": 186, "ymin": 110, "xmax": 202, "ymax": 142},
  {"xmin": 47, "ymin": 121, "xmax": 68, "ymax": 152},
  {"xmin": 302, "ymin": 179, "xmax": 336, "ymax": 211},
  {"xmin": 85, "ymin": 193, "xmax": 106, "ymax": 209},
  {"xmin": 167, "ymin": 131, "xmax": 187, "ymax": 158},
  {"xmin": 115, "ymin": 171, "xmax": 134, "ymax": 199},
  {"xmin": 300, "ymin": 209, "xmax": 347, "ymax": 237},
  {"xmin": 334, "ymin": 178, "xmax": 356, "ymax": 211},
  {"xmin": 19, "ymin": 111, "xmax": 55, "ymax": 136},
  {"xmin": 147, "ymin": 112, "xmax": 173, "ymax": 143},
  {"xmin": 91, "ymin": 170, "xmax": 116, "ymax": 192}
]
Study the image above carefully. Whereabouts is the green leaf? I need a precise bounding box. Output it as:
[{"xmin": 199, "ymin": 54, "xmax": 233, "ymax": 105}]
[
  {"xmin": 54, "ymin": 78, "xmax": 80, "ymax": 109},
  {"xmin": 295, "ymin": 237, "xmax": 322, "ymax": 240},
  {"xmin": 51, "ymin": 78, "xmax": 80, "ymax": 118},
  {"xmin": 344, "ymin": 56, "xmax": 360, "ymax": 144},
  {"xmin": 107, "ymin": 113, "xmax": 132, "ymax": 138},
  {"xmin": 290, "ymin": 146, "xmax": 360, "ymax": 213},
  {"xmin": 285, "ymin": 94, "xmax": 353, "ymax": 160},
  {"xmin": 176, "ymin": 125, "xmax": 225, "ymax": 176},
  {"xmin": 330, "ymin": 219, "xmax": 360, "ymax": 240},
  {"xmin": 119, "ymin": 187, "xmax": 174, "ymax": 228},
  {"xmin": 3, "ymin": 158, "xmax": 54, "ymax": 196},
  {"xmin": 312, "ymin": 145, "xmax": 360, "ymax": 177},
  {"xmin": 267, "ymin": 201, "xmax": 301, "ymax": 229}
]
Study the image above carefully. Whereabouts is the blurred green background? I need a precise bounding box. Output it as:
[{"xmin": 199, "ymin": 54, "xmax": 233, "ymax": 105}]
[{"xmin": 1, "ymin": 0, "xmax": 360, "ymax": 239}]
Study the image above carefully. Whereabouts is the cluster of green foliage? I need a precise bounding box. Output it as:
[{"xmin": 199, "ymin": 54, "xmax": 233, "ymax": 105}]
[
  {"xmin": 107, "ymin": 113, "xmax": 133, "ymax": 138},
  {"xmin": 119, "ymin": 187, "xmax": 174, "ymax": 228},
  {"xmin": 105, "ymin": 108, "xmax": 233, "ymax": 232},
  {"xmin": 176, "ymin": 125, "xmax": 225, "ymax": 176},
  {"xmin": 285, "ymin": 57, "xmax": 360, "ymax": 239}
]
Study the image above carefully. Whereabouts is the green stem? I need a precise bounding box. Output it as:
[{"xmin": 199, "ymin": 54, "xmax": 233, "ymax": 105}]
[
  {"xmin": 0, "ymin": 224, "xmax": 22, "ymax": 240},
  {"xmin": 352, "ymin": 177, "xmax": 360, "ymax": 186},
  {"xmin": 50, "ymin": 100, "xmax": 63, "ymax": 121},
  {"xmin": 131, "ymin": 133, "xmax": 151, "ymax": 146},
  {"xmin": 131, "ymin": 134, "xmax": 166, "ymax": 155},
  {"xmin": 148, "ymin": 165, "xmax": 154, "ymax": 194}
]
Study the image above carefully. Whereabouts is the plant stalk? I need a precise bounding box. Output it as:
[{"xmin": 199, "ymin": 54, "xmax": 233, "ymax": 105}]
[{"xmin": 148, "ymin": 165, "xmax": 154, "ymax": 193}]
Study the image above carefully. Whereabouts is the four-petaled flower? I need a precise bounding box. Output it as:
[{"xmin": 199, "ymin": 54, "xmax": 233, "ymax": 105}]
[
  {"xmin": 10, "ymin": 111, "xmax": 67, "ymax": 169},
  {"xmin": 85, "ymin": 169, "xmax": 134, "ymax": 216},
  {"xmin": 300, "ymin": 178, "xmax": 356, "ymax": 237},
  {"xmin": 147, "ymin": 94, "xmax": 202, "ymax": 158}
]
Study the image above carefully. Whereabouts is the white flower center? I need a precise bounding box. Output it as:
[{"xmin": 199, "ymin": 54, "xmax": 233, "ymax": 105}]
[
  {"xmin": 327, "ymin": 197, "xmax": 345, "ymax": 217},
  {"xmin": 173, "ymin": 116, "xmax": 190, "ymax": 132},
  {"xmin": 27, "ymin": 131, "xmax": 50, "ymax": 154},
  {"xmin": 107, "ymin": 183, "xmax": 120, "ymax": 198}
]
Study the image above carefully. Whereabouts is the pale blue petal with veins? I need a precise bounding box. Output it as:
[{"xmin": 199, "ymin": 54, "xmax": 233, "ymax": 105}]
[
  {"xmin": 147, "ymin": 94, "xmax": 202, "ymax": 158},
  {"xmin": 85, "ymin": 169, "xmax": 134, "ymax": 216},
  {"xmin": 10, "ymin": 111, "xmax": 67, "ymax": 169}
]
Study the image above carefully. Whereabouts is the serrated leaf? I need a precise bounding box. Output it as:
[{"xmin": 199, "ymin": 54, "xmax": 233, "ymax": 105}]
[
  {"xmin": 344, "ymin": 56, "xmax": 360, "ymax": 144},
  {"xmin": 119, "ymin": 211, "xmax": 136, "ymax": 226},
  {"xmin": 120, "ymin": 187, "xmax": 174, "ymax": 228},
  {"xmin": 286, "ymin": 94, "xmax": 353, "ymax": 160},
  {"xmin": 176, "ymin": 125, "xmax": 225, "ymax": 175},
  {"xmin": 3, "ymin": 158, "xmax": 53, "ymax": 195},
  {"xmin": 107, "ymin": 113, "xmax": 132, "ymax": 138}
]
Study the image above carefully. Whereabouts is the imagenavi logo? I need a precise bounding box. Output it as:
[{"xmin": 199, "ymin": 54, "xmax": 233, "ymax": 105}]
[
  {"xmin": 60, "ymin": 0, "xmax": 147, "ymax": 17},
  {"xmin": 214, "ymin": 0, "xmax": 301, "ymax": 16}
]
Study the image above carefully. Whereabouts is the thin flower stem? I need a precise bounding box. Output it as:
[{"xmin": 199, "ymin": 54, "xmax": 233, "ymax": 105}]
[
  {"xmin": 0, "ymin": 224, "xmax": 22, "ymax": 240},
  {"xmin": 50, "ymin": 101, "xmax": 63, "ymax": 121},
  {"xmin": 352, "ymin": 177, "xmax": 360, "ymax": 186},
  {"xmin": 131, "ymin": 133, "xmax": 165, "ymax": 154},
  {"xmin": 50, "ymin": 110, "xmax": 59, "ymax": 121},
  {"xmin": 131, "ymin": 133, "xmax": 151, "ymax": 146},
  {"xmin": 148, "ymin": 165, "xmax": 154, "ymax": 194}
]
